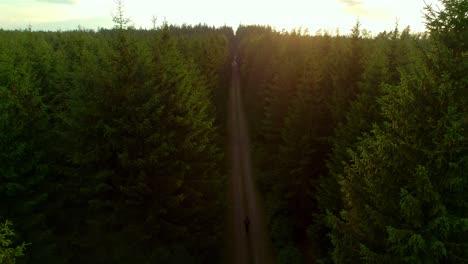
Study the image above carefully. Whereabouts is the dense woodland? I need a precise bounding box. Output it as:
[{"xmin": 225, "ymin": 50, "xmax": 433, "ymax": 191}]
[
  {"xmin": 0, "ymin": 12, "xmax": 233, "ymax": 263},
  {"xmin": 237, "ymin": 0, "xmax": 467, "ymax": 263},
  {"xmin": 1, "ymin": 0, "xmax": 467, "ymax": 263}
]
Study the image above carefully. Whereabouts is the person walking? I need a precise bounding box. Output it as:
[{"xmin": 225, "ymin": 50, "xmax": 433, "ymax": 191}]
[{"xmin": 244, "ymin": 217, "xmax": 250, "ymax": 233}]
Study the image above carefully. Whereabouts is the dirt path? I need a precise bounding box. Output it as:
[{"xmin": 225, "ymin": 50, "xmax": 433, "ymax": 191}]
[{"xmin": 226, "ymin": 58, "xmax": 275, "ymax": 264}]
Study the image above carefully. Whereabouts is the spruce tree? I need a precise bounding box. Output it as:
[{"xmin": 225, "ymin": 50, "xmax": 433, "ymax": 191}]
[
  {"xmin": 326, "ymin": 1, "xmax": 467, "ymax": 262},
  {"xmin": 0, "ymin": 34, "xmax": 58, "ymax": 263}
]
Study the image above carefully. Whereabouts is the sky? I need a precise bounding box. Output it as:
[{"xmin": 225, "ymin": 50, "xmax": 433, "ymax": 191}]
[{"xmin": 0, "ymin": 0, "xmax": 439, "ymax": 34}]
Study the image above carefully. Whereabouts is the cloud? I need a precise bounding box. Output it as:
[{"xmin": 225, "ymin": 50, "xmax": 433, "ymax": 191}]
[
  {"xmin": 338, "ymin": 0, "xmax": 363, "ymax": 7},
  {"xmin": 0, "ymin": 16, "xmax": 113, "ymax": 31},
  {"xmin": 37, "ymin": 0, "xmax": 76, "ymax": 4},
  {"xmin": 337, "ymin": 0, "xmax": 391, "ymax": 20}
]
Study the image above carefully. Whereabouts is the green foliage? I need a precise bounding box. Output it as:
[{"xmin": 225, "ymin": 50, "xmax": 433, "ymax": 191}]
[
  {"xmin": 0, "ymin": 221, "xmax": 26, "ymax": 264},
  {"xmin": 1, "ymin": 1, "xmax": 465, "ymax": 263},
  {"xmin": 314, "ymin": 26, "xmax": 427, "ymax": 262},
  {"xmin": 0, "ymin": 31, "xmax": 60, "ymax": 263},
  {"xmin": 62, "ymin": 27, "xmax": 227, "ymax": 263},
  {"xmin": 328, "ymin": 55, "xmax": 467, "ymax": 262},
  {"xmin": 112, "ymin": 0, "xmax": 132, "ymax": 30},
  {"xmin": 318, "ymin": 0, "xmax": 468, "ymax": 263},
  {"xmin": 236, "ymin": 25, "xmax": 367, "ymax": 262},
  {"xmin": 0, "ymin": 24, "xmax": 230, "ymax": 263},
  {"xmin": 237, "ymin": 1, "xmax": 467, "ymax": 263}
]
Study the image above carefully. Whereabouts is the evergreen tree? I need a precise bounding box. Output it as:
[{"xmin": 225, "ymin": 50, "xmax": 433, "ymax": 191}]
[
  {"xmin": 325, "ymin": 1, "xmax": 467, "ymax": 262},
  {"xmin": 0, "ymin": 220, "xmax": 27, "ymax": 264},
  {"xmin": 0, "ymin": 34, "xmax": 58, "ymax": 263}
]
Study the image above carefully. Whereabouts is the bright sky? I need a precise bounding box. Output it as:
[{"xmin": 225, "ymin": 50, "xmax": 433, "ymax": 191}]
[{"xmin": 0, "ymin": 0, "xmax": 438, "ymax": 34}]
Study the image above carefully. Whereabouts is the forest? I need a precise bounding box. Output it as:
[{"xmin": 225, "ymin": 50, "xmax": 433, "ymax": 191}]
[
  {"xmin": 236, "ymin": 0, "xmax": 467, "ymax": 262},
  {"xmin": 0, "ymin": 0, "xmax": 466, "ymax": 263},
  {"xmin": 0, "ymin": 13, "xmax": 233, "ymax": 263}
]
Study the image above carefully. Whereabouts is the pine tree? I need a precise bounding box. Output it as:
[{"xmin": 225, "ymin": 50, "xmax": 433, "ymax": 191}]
[
  {"xmin": 325, "ymin": 1, "xmax": 467, "ymax": 262},
  {"xmin": 0, "ymin": 33, "xmax": 58, "ymax": 263}
]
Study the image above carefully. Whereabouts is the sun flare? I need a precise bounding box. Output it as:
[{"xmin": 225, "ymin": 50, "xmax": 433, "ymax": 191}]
[{"xmin": 1, "ymin": 0, "xmax": 437, "ymax": 34}]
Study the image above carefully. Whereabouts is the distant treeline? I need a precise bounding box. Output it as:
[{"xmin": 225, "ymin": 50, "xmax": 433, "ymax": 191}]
[
  {"xmin": 1, "ymin": 0, "xmax": 466, "ymax": 263},
  {"xmin": 0, "ymin": 24, "xmax": 233, "ymax": 263},
  {"xmin": 236, "ymin": 0, "xmax": 467, "ymax": 263}
]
